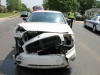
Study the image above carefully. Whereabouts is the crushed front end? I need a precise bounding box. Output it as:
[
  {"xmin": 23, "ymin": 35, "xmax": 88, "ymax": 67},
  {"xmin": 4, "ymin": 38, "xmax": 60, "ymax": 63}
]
[{"xmin": 13, "ymin": 26, "xmax": 76, "ymax": 68}]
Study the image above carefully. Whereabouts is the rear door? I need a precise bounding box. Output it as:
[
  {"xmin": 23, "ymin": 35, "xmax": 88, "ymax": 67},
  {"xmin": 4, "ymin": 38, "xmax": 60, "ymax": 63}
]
[{"xmin": 96, "ymin": 17, "xmax": 100, "ymax": 31}]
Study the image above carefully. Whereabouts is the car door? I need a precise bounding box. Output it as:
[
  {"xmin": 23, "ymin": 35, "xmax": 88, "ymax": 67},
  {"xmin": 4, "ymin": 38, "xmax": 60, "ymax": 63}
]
[
  {"xmin": 85, "ymin": 17, "xmax": 93, "ymax": 27},
  {"xmin": 89, "ymin": 16, "xmax": 97, "ymax": 28},
  {"xmin": 96, "ymin": 17, "xmax": 100, "ymax": 31},
  {"xmin": 85, "ymin": 19, "xmax": 91, "ymax": 27}
]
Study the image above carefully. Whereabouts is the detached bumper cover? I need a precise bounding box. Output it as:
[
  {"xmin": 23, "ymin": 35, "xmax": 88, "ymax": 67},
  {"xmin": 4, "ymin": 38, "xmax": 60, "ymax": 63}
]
[{"xmin": 14, "ymin": 47, "xmax": 76, "ymax": 68}]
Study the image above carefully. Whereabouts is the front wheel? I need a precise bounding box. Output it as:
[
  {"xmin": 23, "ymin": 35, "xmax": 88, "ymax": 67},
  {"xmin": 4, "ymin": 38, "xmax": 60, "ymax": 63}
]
[
  {"xmin": 84, "ymin": 22, "xmax": 87, "ymax": 28},
  {"xmin": 93, "ymin": 25, "xmax": 97, "ymax": 32},
  {"xmin": 15, "ymin": 38, "xmax": 23, "ymax": 53},
  {"xmin": 16, "ymin": 39, "xmax": 20, "ymax": 52}
]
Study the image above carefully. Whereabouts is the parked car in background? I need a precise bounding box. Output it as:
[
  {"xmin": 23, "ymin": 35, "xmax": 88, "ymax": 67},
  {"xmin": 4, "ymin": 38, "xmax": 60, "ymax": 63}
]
[
  {"xmin": 75, "ymin": 14, "xmax": 84, "ymax": 21},
  {"xmin": 13, "ymin": 10, "xmax": 76, "ymax": 69},
  {"xmin": 20, "ymin": 11, "xmax": 28, "ymax": 17},
  {"xmin": 84, "ymin": 15, "xmax": 100, "ymax": 32}
]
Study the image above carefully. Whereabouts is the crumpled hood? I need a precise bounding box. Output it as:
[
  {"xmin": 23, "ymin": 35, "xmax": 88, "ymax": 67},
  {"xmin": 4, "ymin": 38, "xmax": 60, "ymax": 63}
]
[{"xmin": 18, "ymin": 22, "xmax": 73, "ymax": 34}]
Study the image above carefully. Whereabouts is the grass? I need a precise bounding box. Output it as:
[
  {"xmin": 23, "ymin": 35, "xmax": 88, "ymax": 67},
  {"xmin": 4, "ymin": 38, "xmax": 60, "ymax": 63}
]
[{"xmin": 0, "ymin": 12, "xmax": 20, "ymax": 18}]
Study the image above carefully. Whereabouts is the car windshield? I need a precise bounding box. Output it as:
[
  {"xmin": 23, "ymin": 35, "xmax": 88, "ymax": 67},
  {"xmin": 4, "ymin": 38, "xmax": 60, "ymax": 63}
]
[
  {"xmin": 27, "ymin": 12, "xmax": 65, "ymax": 24},
  {"xmin": 21, "ymin": 11, "xmax": 27, "ymax": 14}
]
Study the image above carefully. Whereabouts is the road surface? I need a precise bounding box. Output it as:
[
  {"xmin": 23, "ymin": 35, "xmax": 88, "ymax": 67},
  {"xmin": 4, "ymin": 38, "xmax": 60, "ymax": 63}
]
[{"xmin": 0, "ymin": 17, "xmax": 100, "ymax": 75}]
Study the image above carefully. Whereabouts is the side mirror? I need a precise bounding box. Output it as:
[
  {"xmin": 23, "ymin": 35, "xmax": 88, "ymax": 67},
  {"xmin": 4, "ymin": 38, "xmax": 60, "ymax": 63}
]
[{"xmin": 23, "ymin": 18, "xmax": 27, "ymax": 21}]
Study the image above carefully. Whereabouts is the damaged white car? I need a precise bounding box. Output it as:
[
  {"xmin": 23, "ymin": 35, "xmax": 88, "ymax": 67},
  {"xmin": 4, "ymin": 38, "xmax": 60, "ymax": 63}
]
[{"xmin": 13, "ymin": 10, "xmax": 76, "ymax": 69}]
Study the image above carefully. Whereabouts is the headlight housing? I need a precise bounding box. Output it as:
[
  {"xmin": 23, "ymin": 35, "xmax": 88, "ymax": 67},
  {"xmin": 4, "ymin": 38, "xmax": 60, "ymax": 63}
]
[
  {"xmin": 16, "ymin": 26, "xmax": 26, "ymax": 32},
  {"xmin": 16, "ymin": 33, "xmax": 21, "ymax": 37},
  {"xmin": 17, "ymin": 55, "xmax": 25, "ymax": 61}
]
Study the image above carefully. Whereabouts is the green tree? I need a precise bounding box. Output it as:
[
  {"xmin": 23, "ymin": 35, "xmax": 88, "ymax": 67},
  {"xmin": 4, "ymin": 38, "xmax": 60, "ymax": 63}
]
[
  {"xmin": 6, "ymin": 0, "xmax": 15, "ymax": 12},
  {"xmin": 77, "ymin": 0, "xmax": 96, "ymax": 15},
  {"xmin": 21, "ymin": 3, "xmax": 27, "ymax": 11},
  {"xmin": 43, "ymin": 0, "xmax": 79, "ymax": 12},
  {"xmin": 27, "ymin": 8, "xmax": 30, "ymax": 12},
  {"xmin": 6, "ymin": 0, "xmax": 22, "ymax": 12},
  {"xmin": 17, "ymin": 0, "xmax": 22, "ymax": 11},
  {"xmin": 95, "ymin": 1, "xmax": 100, "ymax": 8},
  {"xmin": 43, "ymin": 0, "xmax": 49, "ymax": 9},
  {"xmin": 14, "ymin": 0, "xmax": 22, "ymax": 11}
]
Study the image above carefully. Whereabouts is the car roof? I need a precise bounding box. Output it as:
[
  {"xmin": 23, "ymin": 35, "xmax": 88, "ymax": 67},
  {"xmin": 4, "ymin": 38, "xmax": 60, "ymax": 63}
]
[{"xmin": 33, "ymin": 10, "xmax": 62, "ymax": 13}]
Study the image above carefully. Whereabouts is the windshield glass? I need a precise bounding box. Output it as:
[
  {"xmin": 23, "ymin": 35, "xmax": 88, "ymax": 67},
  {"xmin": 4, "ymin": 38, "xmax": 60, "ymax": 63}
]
[
  {"xmin": 27, "ymin": 12, "xmax": 65, "ymax": 24},
  {"xmin": 21, "ymin": 11, "xmax": 27, "ymax": 14}
]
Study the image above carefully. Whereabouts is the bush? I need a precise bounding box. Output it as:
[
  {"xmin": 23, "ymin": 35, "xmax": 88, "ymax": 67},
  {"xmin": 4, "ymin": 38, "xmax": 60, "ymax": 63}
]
[{"xmin": 84, "ymin": 15, "xmax": 92, "ymax": 19}]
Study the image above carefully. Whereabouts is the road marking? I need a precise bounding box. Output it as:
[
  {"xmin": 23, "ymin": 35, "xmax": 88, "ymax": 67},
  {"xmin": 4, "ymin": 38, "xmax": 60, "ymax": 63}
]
[{"xmin": 76, "ymin": 39, "xmax": 100, "ymax": 62}]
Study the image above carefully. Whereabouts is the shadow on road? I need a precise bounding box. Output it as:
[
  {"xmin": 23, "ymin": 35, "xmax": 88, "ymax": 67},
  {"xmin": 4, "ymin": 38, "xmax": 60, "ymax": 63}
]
[
  {"xmin": 16, "ymin": 66, "xmax": 73, "ymax": 75},
  {"xmin": 0, "ymin": 47, "xmax": 75, "ymax": 75},
  {"xmin": 0, "ymin": 47, "xmax": 17, "ymax": 75},
  {"xmin": 5, "ymin": 46, "xmax": 17, "ymax": 60},
  {"xmin": 84, "ymin": 27, "xmax": 100, "ymax": 36}
]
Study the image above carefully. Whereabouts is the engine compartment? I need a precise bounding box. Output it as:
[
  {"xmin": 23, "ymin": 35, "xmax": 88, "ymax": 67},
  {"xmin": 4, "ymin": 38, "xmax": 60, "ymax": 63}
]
[{"xmin": 15, "ymin": 31, "xmax": 74, "ymax": 56}]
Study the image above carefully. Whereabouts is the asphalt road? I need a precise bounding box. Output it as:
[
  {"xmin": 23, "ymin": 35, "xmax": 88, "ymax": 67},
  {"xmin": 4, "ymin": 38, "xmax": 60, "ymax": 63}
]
[{"xmin": 0, "ymin": 17, "xmax": 100, "ymax": 75}]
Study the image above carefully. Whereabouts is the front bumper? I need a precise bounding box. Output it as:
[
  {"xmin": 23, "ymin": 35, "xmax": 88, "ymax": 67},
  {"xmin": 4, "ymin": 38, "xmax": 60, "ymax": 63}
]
[{"xmin": 14, "ymin": 47, "xmax": 76, "ymax": 69}]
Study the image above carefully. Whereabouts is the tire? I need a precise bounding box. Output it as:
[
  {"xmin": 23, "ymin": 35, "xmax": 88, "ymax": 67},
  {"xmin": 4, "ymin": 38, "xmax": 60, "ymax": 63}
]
[
  {"xmin": 15, "ymin": 38, "xmax": 23, "ymax": 52},
  {"xmin": 84, "ymin": 22, "xmax": 87, "ymax": 28},
  {"xmin": 16, "ymin": 39, "xmax": 20, "ymax": 52},
  {"xmin": 93, "ymin": 25, "xmax": 97, "ymax": 32}
]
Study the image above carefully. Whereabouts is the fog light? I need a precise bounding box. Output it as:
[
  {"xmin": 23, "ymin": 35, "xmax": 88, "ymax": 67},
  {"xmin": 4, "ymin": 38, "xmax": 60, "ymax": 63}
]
[{"xmin": 17, "ymin": 55, "xmax": 24, "ymax": 61}]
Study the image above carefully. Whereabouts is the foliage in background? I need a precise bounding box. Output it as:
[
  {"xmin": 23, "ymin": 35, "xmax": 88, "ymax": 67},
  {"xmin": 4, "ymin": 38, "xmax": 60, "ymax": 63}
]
[
  {"xmin": 43, "ymin": 0, "xmax": 49, "ymax": 9},
  {"xmin": 43, "ymin": 0, "xmax": 100, "ymax": 15},
  {"xmin": 77, "ymin": 0, "xmax": 96, "ymax": 15},
  {"xmin": 95, "ymin": 1, "xmax": 100, "ymax": 8},
  {"xmin": 6, "ymin": 0, "xmax": 16, "ymax": 12},
  {"xmin": 6, "ymin": 0, "xmax": 30, "ymax": 12},
  {"xmin": 21, "ymin": 3, "xmax": 27, "ymax": 11},
  {"xmin": 43, "ymin": 0, "xmax": 80, "ymax": 12}
]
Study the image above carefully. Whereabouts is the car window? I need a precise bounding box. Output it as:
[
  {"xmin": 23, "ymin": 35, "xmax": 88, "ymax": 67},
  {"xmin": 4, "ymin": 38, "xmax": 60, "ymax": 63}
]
[
  {"xmin": 91, "ymin": 16, "xmax": 97, "ymax": 21},
  {"xmin": 27, "ymin": 12, "xmax": 65, "ymax": 24},
  {"xmin": 21, "ymin": 11, "xmax": 27, "ymax": 14}
]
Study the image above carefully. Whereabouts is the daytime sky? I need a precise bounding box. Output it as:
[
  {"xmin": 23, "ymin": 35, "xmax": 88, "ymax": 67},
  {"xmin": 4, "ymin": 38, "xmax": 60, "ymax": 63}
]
[{"xmin": 1, "ymin": 0, "xmax": 43, "ymax": 9}]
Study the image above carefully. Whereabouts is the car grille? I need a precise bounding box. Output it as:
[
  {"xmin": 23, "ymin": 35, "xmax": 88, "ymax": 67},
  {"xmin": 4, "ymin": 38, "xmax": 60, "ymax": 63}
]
[{"xmin": 26, "ymin": 36, "xmax": 61, "ymax": 53}]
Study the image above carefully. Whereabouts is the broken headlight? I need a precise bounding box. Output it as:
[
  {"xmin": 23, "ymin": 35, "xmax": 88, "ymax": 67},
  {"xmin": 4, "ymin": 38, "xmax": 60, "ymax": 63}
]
[
  {"xmin": 62, "ymin": 34, "xmax": 74, "ymax": 50},
  {"xmin": 16, "ymin": 26, "xmax": 26, "ymax": 32},
  {"xmin": 16, "ymin": 33, "xmax": 21, "ymax": 37}
]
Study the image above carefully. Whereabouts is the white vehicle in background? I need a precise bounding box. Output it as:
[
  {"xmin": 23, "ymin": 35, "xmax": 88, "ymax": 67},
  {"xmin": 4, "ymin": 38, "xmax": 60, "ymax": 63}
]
[
  {"xmin": 13, "ymin": 10, "xmax": 76, "ymax": 69},
  {"xmin": 33, "ymin": 5, "xmax": 44, "ymax": 11},
  {"xmin": 84, "ymin": 15, "xmax": 100, "ymax": 32}
]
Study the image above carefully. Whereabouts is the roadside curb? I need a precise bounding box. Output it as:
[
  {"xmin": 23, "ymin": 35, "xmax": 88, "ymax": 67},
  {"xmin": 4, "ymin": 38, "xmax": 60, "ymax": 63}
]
[
  {"xmin": 75, "ymin": 21, "xmax": 84, "ymax": 23},
  {"xmin": 0, "ymin": 14, "xmax": 20, "ymax": 22}
]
